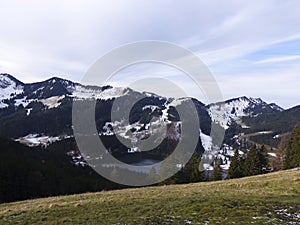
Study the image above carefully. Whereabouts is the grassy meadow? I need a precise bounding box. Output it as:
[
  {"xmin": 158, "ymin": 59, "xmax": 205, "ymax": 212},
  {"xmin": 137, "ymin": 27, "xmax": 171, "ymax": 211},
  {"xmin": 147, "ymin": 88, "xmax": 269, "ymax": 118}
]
[{"xmin": 0, "ymin": 169, "xmax": 299, "ymax": 224}]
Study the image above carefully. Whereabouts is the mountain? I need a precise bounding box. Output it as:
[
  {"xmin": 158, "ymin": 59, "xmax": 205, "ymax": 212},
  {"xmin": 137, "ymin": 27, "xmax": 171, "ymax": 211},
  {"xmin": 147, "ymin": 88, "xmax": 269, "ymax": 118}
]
[
  {"xmin": 208, "ymin": 96, "xmax": 283, "ymax": 129},
  {"xmin": 0, "ymin": 73, "xmax": 130, "ymax": 138},
  {"xmin": 0, "ymin": 74, "xmax": 24, "ymax": 108},
  {"xmin": 0, "ymin": 73, "xmax": 297, "ymax": 154},
  {"xmin": 0, "ymin": 73, "xmax": 284, "ymax": 137},
  {"xmin": 243, "ymin": 105, "xmax": 300, "ymax": 134},
  {"xmin": 1, "ymin": 73, "xmax": 300, "ymax": 203},
  {"xmin": 0, "ymin": 74, "xmax": 299, "ymax": 163}
]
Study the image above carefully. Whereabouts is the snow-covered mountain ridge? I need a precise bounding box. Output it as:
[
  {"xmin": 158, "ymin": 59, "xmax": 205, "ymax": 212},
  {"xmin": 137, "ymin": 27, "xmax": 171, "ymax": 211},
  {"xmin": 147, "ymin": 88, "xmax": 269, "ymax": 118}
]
[
  {"xmin": 1, "ymin": 73, "xmax": 298, "ymax": 173},
  {"xmin": 0, "ymin": 74, "xmax": 285, "ymax": 148},
  {"xmin": 208, "ymin": 96, "xmax": 283, "ymax": 129},
  {"xmin": 0, "ymin": 73, "xmax": 283, "ymax": 115},
  {"xmin": 0, "ymin": 73, "xmax": 130, "ymax": 111}
]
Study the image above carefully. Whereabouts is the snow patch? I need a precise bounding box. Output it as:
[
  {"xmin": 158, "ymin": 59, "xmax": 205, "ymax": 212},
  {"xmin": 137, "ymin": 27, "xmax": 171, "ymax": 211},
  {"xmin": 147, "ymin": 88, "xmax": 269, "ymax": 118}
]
[
  {"xmin": 257, "ymin": 131, "xmax": 273, "ymax": 134},
  {"xmin": 142, "ymin": 105, "xmax": 159, "ymax": 112},
  {"xmin": 15, "ymin": 134, "xmax": 72, "ymax": 147},
  {"xmin": 203, "ymin": 163, "xmax": 214, "ymax": 171},
  {"xmin": 0, "ymin": 74, "xmax": 24, "ymax": 108},
  {"xmin": 200, "ymin": 130, "xmax": 212, "ymax": 151},
  {"xmin": 14, "ymin": 97, "xmax": 34, "ymax": 108},
  {"xmin": 209, "ymin": 98, "xmax": 250, "ymax": 129},
  {"xmin": 39, "ymin": 95, "xmax": 65, "ymax": 109},
  {"xmin": 268, "ymin": 152, "xmax": 277, "ymax": 157},
  {"xmin": 0, "ymin": 101, "xmax": 8, "ymax": 108},
  {"xmin": 26, "ymin": 108, "xmax": 32, "ymax": 116},
  {"xmin": 71, "ymin": 85, "xmax": 128, "ymax": 100}
]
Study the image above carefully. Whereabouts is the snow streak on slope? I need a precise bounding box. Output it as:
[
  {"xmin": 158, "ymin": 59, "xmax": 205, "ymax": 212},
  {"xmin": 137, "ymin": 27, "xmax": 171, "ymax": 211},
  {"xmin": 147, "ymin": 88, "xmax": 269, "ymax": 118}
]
[
  {"xmin": 14, "ymin": 97, "xmax": 31, "ymax": 108},
  {"xmin": 15, "ymin": 134, "xmax": 72, "ymax": 147},
  {"xmin": 200, "ymin": 130, "xmax": 212, "ymax": 151},
  {"xmin": 71, "ymin": 85, "xmax": 128, "ymax": 100},
  {"xmin": 39, "ymin": 96, "xmax": 65, "ymax": 109},
  {"xmin": 209, "ymin": 97, "xmax": 250, "ymax": 129}
]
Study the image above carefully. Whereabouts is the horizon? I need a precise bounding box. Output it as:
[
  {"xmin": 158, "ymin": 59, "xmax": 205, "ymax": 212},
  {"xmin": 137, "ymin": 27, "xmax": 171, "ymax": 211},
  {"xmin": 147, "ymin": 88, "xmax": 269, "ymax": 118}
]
[{"xmin": 1, "ymin": 72, "xmax": 297, "ymax": 110}]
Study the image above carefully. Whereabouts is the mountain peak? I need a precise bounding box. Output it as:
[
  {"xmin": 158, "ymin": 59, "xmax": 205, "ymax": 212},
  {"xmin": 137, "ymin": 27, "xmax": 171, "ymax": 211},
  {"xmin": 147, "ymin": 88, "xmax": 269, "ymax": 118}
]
[
  {"xmin": 45, "ymin": 76, "xmax": 74, "ymax": 85},
  {"xmin": 0, "ymin": 73, "xmax": 24, "ymax": 88},
  {"xmin": 249, "ymin": 97, "xmax": 264, "ymax": 104},
  {"xmin": 208, "ymin": 96, "xmax": 283, "ymax": 129},
  {"xmin": 223, "ymin": 96, "xmax": 264, "ymax": 105},
  {"xmin": 0, "ymin": 74, "xmax": 24, "ymax": 108}
]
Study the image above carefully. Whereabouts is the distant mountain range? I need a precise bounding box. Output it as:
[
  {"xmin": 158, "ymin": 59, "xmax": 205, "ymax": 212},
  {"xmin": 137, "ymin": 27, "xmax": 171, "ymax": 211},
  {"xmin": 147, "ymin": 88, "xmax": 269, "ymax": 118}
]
[
  {"xmin": 1, "ymin": 72, "xmax": 300, "ymax": 203},
  {"xmin": 0, "ymin": 73, "xmax": 299, "ymax": 168}
]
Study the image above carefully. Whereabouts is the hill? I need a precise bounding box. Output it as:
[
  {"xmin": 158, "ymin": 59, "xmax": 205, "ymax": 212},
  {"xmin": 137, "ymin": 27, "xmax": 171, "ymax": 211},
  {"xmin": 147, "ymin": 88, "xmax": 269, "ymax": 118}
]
[{"xmin": 0, "ymin": 169, "xmax": 299, "ymax": 224}]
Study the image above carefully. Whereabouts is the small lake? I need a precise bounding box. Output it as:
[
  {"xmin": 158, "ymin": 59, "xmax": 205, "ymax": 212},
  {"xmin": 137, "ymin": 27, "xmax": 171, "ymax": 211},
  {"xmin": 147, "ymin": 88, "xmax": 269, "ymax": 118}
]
[{"xmin": 102, "ymin": 158, "xmax": 161, "ymax": 173}]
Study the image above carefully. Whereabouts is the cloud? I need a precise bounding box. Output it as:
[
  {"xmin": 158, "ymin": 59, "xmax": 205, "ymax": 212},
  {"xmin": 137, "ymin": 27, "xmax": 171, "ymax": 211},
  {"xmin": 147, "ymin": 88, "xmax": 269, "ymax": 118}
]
[
  {"xmin": 0, "ymin": 0, "xmax": 299, "ymax": 108},
  {"xmin": 216, "ymin": 60, "xmax": 300, "ymax": 109},
  {"xmin": 254, "ymin": 55, "xmax": 300, "ymax": 64}
]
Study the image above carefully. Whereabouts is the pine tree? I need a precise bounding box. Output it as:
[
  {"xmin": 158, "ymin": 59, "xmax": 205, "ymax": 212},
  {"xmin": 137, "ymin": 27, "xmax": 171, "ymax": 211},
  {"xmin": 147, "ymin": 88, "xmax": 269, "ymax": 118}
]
[
  {"xmin": 211, "ymin": 158, "xmax": 223, "ymax": 181},
  {"xmin": 184, "ymin": 154, "xmax": 205, "ymax": 183},
  {"xmin": 228, "ymin": 149, "xmax": 244, "ymax": 179},
  {"xmin": 244, "ymin": 145, "xmax": 267, "ymax": 176},
  {"xmin": 259, "ymin": 145, "xmax": 269, "ymax": 173},
  {"xmin": 159, "ymin": 155, "xmax": 177, "ymax": 184},
  {"xmin": 284, "ymin": 124, "xmax": 300, "ymax": 169}
]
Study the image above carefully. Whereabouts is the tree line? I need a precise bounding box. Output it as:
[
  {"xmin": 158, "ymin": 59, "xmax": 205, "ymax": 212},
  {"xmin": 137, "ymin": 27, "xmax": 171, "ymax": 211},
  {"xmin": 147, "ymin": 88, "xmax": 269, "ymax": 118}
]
[{"xmin": 227, "ymin": 124, "xmax": 300, "ymax": 179}]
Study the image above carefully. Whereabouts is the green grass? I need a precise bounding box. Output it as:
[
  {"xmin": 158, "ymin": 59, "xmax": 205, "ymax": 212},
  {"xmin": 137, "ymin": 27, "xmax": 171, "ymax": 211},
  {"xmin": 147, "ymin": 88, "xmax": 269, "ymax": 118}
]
[{"xmin": 0, "ymin": 169, "xmax": 299, "ymax": 224}]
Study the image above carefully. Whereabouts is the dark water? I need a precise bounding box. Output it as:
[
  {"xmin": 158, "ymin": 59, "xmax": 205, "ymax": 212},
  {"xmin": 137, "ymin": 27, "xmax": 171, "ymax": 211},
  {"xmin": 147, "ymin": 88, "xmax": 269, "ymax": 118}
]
[{"xmin": 102, "ymin": 158, "xmax": 161, "ymax": 173}]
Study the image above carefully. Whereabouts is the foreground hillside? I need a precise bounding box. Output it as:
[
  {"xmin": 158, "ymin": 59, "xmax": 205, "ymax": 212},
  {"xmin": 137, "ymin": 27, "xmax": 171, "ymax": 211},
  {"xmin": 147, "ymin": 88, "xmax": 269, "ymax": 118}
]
[{"xmin": 0, "ymin": 169, "xmax": 299, "ymax": 224}]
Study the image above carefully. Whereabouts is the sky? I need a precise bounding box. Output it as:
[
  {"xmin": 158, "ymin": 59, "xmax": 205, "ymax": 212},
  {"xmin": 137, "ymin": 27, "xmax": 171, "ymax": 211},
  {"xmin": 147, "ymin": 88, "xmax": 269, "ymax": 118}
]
[{"xmin": 0, "ymin": 0, "xmax": 300, "ymax": 108}]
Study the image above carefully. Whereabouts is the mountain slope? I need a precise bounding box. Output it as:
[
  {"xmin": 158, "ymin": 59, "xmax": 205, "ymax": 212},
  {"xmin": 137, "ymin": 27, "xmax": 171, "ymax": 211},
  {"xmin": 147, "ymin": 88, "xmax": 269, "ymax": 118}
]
[
  {"xmin": 0, "ymin": 169, "xmax": 299, "ymax": 224},
  {"xmin": 243, "ymin": 105, "xmax": 300, "ymax": 134},
  {"xmin": 0, "ymin": 74, "xmax": 24, "ymax": 108},
  {"xmin": 208, "ymin": 96, "xmax": 283, "ymax": 129},
  {"xmin": 0, "ymin": 74, "xmax": 211, "ymax": 150},
  {"xmin": 1, "ymin": 73, "xmax": 300, "ymax": 206},
  {"xmin": 0, "ymin": 74, "xmax": 286, "ymax": 142},
  {"xmin": 0, "ymin": 73, "xmax": 299, "ymax": 173}
]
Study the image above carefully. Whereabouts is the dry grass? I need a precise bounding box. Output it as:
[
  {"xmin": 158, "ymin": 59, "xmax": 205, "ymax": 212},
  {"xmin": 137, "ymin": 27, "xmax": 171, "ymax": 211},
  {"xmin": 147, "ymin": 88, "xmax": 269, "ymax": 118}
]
[{"xmin": 0, "ymin": 169, "xmax": 299, "ymax": 224}]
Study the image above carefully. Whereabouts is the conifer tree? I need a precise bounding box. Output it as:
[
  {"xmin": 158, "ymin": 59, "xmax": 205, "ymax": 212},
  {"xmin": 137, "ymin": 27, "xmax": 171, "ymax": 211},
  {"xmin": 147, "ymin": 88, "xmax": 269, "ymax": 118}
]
[
  {"xmin": 284, "ymin": 124, "xmax": 300, "ymax": 169},
  {"xmin": 259, "ymin": 145, "xmax": 269, "ymax": 173},
  {"xmin": 244, "ymin": 145, "xmax": 266, "ymax": 176},
  {"xmin": 180, "ymin": 154, "xmax": 204, "ymax": 183},
  {"xmin": 228, "ymin": 149, "xmax": 244, "ymax": 179},
  {"xmin": 211, "ymin": 158, "xmax": 223, "ymax": 181},
  {"xmin": 159, "ymin": 155, "xmax": 177, "ymax": 184}
]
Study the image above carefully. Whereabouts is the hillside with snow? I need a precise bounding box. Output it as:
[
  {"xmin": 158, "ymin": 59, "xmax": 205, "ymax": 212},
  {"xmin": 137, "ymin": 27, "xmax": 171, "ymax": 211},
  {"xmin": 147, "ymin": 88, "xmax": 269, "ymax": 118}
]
[
  {"xmin": 208, "ymin": 96, "xmax": 283, "ymax": 129},
  {"xmin": 0, "ymin": 73, "xmax": 298, "ymax": 175}
]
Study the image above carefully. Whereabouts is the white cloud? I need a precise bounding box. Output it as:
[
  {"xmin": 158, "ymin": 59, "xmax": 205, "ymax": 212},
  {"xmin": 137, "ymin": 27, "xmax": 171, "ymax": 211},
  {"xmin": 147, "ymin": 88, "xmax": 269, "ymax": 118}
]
[
  {"xmin": 216, "ymin": 60, "xmax": 300, "ymax": 109},
  {"xmin": 0, "ymin": 0, "xmax": 299, "ymax": 107},
  {"xmin": 254, "ymin": 55, "xmax": 300, "ymax": 64}
]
